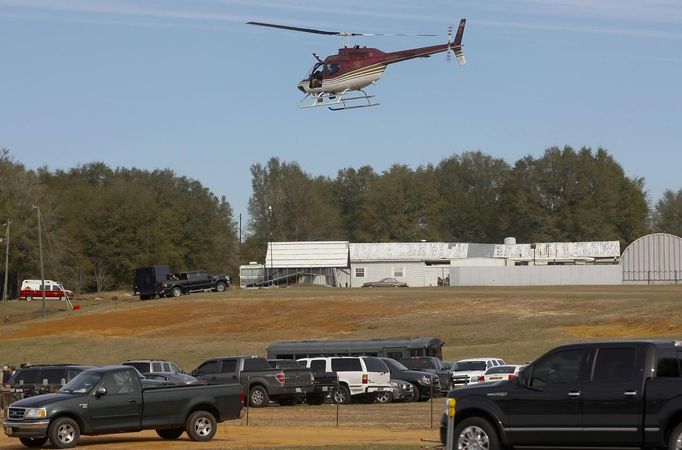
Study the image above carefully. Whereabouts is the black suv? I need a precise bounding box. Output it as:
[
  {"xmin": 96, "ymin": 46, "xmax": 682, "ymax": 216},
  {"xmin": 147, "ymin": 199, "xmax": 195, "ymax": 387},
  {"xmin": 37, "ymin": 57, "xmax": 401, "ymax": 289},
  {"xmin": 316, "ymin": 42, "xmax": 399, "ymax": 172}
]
[{"xmin": 4, "ymin": 364, "xmax": 93, "ymax": 398}]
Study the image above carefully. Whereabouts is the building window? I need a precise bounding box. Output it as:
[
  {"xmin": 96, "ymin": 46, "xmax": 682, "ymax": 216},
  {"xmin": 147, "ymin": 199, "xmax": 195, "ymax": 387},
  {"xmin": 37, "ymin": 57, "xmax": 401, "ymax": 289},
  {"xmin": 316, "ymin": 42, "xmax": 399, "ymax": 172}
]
[
  {"xmin": 393, "ymin": 267, "xmax": 404, "ymax": 277},
  {"xmin": 355, "ymin": 267, "xmax": 365, "ymax": 278}
]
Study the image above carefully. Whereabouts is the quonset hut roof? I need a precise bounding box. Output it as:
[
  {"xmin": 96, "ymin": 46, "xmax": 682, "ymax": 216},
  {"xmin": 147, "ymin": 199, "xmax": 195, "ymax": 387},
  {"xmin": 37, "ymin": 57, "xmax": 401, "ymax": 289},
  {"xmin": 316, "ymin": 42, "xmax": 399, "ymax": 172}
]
[
  {"xmin": 350, "ymin": 242, "xmax": 468, "ymax": 262},
  {"xmin": 265, "ymin": 241, "xmax": 349, "ymax": 269}
]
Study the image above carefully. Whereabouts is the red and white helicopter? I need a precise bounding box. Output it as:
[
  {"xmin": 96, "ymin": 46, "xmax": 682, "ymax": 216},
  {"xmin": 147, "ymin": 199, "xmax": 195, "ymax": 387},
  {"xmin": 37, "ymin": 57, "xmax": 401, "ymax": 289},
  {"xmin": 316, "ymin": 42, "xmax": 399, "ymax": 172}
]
[{"xmin": 248, "ymin": 19, "xmax": 467, "ymax": 110}]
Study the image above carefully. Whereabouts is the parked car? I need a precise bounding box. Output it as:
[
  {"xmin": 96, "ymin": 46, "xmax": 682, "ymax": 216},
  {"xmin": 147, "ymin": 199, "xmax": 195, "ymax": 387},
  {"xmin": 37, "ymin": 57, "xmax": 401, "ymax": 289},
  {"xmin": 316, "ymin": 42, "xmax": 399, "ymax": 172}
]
[
  {"xmin": 297, "ymin": 356, "xmax": 392, "ymax": 404},
  {"xmin": 122, "ymin": 359, "xmax": 183, "ymax": 375},
  {"xmin": 268, "ymin": 359, "xmax": 338, "ymax": 405},
  {"xmin": 440, "ymin": 340, "xmax": 682, "ymax": 449},
  {"xmin": 450, "ymin": 357, "xmax": 506, "ymax": 387},
  {"xmin": 361, "ymin": 278, "xmax": 408, "ymax": 288},
  {"xmin": 480, "ymin": 364, "xmax": 526, "ymax": 383},
  {"xmin": 161, "ymin": 270, "xmax": 231, "ymax": 297},
  {"xmin": 192, "ymin": 356, "xmax": 314, "ymax": 407},
  {"xmin": 4, "ymin": 364, "xmax": 93, "ymax": 398},
  {"xmin": 400, "ymin": 356, "xmax": 452, "ymax": 393},
  {"xmin": 379, "ymin": 357, "xmax": 440, "ymax": 401},
  {"xmin": 19, "ymin": 280, "xmax": 73, "ymax": 302},
  {"xmin": 3, "ymin": 365, "xmax": 243, "ymax": 448},
  {"xmin": 376, "ymin": 380, "xmax": 414, "ymax": 403}
]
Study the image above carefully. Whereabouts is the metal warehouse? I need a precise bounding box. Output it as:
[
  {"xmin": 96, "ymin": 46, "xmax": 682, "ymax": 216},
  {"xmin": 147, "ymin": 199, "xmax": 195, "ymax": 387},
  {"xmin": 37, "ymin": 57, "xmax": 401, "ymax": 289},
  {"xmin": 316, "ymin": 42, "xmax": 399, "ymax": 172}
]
[{"xmin": 622, "ymin": 233, "xmax": 682, "ymax": 284}]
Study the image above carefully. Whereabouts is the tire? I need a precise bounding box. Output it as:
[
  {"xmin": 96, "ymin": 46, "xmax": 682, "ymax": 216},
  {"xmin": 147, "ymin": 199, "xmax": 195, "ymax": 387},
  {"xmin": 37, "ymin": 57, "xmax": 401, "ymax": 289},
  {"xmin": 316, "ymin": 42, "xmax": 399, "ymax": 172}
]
[
  {"xmin": 26, "ymin": 294, "xmax": 33, "ymax": 302},
  {"xmin": 306, "ymin": 395, "xmax": 325, "ymax": 405},
  {"xmin": 60, "ymin": 296, "xmax": 66, "ymax": 302},
  {"xmin": 156, "ymin": 427, "xmax": 184, "ymax": 440},
  {"xmin": 19, "ymin": 437, "xmax": 48, "ymax": 448},
  {"xmin": 668, "ymin": 422, "xmax": 682, "ymax": 450},
  {"xmin": 171, "ymin": 286, "xmax": 183, "ymax": 297},
  {"xmin": 185, "ymin": 410, "xmax": 216, "ymax": 442},
  {"xmin": 249, "ymin": 385, "xmax": 270, "ymax": 407},
  {"xmin": 375, "ymin": 391, "xmax": 392, "ymax": 404},
  {"xmin": 48, "ymin": 417, "xmax": 80, "ymax": 449},
  {"xmin": 214, "ymin": 282, "xmax": 227, "ymax": 292},
  {"xmin": 333, "ymin": 385, "xmax": 351, "ymax": 404},
  {"xmin": 453, "ymin": 417, "xmax": 500, "ymax": 450}
]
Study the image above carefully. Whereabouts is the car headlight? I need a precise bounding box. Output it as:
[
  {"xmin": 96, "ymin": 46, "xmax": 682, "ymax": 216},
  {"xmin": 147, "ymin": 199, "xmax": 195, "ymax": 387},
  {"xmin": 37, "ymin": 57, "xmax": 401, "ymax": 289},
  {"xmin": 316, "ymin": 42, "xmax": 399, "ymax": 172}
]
[
  {"xmin": 24, "ymin": 408, "xmax": 47, "ymax": 419},
  {"xmin": 390, "ymin": 381, "xmax": 407, "ymax": 389},
  {"xmin": 420, "ymin": 375, "xmax": 431, "ymax": 384}
]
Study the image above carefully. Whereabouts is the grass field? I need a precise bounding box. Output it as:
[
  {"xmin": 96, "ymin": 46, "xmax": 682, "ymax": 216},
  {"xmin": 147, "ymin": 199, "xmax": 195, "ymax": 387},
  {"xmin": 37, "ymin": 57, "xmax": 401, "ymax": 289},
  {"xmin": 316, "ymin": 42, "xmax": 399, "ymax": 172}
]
[{"xmin": 1, "ymin": 284, "xmax": 681, "ymax": 370}]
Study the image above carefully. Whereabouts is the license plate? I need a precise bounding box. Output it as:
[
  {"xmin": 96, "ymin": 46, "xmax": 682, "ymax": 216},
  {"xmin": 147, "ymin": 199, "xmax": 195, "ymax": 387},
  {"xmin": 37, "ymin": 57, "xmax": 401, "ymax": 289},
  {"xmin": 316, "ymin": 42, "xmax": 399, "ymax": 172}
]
[
  {"xmin": 295, "ymin": 388, "xmax": 301, "ymax": 393},
  {"xmin": 322, "ymin": 386, "xmax": 328, "ymax": 391}
]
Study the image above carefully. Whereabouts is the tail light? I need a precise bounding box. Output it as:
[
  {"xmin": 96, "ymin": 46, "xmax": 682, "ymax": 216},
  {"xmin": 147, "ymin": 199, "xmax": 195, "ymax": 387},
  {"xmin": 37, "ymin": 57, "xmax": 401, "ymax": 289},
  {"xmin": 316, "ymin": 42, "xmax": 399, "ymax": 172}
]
[
  {"xmin": 276, "ymin": 372, "xmax": 286, "ymax": 384},
  {"xmin": 362, "ymin": 373, "xmax": 368, "ymax": 384},
  {"xmin": 508, "ymin": 374, "xmax": 516, "ymax": 381},
  {"xmin": 240, "ymin": 391, "xmax": 246, "ymax": 405},
  {"xmin": 478, "ymin": 376, "xmax": 485, "ymax": 382}
]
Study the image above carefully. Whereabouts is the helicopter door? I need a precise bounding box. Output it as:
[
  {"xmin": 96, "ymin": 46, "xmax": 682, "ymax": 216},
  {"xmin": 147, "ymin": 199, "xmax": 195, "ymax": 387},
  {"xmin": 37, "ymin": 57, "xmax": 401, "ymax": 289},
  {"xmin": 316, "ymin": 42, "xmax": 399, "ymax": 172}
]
[{"xmin": 309, "ymin": 63, "xmax": 323, "ymax": 89}]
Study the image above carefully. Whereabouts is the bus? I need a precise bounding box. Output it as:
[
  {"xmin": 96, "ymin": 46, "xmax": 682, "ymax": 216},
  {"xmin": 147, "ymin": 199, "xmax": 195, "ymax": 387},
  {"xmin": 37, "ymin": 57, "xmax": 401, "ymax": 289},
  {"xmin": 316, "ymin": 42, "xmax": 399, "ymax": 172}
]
[{"xmin": 266, "ymin": 337, "xmax": 444, "ymax": 361}]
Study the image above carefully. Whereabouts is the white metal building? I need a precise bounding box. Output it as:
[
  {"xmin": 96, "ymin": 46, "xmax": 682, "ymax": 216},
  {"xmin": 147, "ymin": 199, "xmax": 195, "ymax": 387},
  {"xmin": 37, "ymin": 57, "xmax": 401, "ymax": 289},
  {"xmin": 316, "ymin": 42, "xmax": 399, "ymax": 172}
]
[
  {"xmin": 262, "ymin": 241, "xmax": 351, "ymax": 287},
  {"xmin": 622, "ymin": 233, "xmax": 682, "ymax": 284}
]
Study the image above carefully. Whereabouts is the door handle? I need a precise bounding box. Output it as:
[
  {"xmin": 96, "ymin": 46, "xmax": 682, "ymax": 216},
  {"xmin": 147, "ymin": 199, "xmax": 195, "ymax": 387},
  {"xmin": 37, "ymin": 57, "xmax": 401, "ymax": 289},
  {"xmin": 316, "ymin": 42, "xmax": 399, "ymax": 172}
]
[
  {"xmin": 624, "ymin": 391, "xmax": 638, "ymax": 397},
  {"xmin": 128, "ymin": 399, "xmax": 137, "ymax": 403},
  {"xmin": 568, "ymin": 391, "xmax": 581, "ymax": 398}
]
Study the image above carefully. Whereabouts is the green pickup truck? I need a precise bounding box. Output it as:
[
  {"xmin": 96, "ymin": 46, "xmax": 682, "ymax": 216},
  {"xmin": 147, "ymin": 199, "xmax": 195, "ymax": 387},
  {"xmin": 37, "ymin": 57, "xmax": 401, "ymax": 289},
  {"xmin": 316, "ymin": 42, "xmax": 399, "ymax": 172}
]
[{"xmin": 2, "ymin": 365, "xmax": 244, "ymax": 449}]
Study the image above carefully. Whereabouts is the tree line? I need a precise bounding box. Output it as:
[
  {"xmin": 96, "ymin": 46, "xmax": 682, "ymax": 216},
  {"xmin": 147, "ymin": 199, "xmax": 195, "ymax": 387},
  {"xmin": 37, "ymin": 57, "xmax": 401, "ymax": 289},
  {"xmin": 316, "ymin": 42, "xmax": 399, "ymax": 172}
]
[{"xmin": 1, "ymin": 146, "xmax": 681, "ymax": 293}]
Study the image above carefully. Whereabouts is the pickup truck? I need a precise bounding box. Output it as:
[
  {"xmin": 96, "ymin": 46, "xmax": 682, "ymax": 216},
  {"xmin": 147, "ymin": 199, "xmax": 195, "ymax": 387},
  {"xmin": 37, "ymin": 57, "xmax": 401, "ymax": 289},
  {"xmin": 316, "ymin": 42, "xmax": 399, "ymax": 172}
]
[
  {"xmin": 268, "ymin": 359, "xmax": 338, "ymax": 405},
  {"xmin": 440, "ymin": 339, "xmax": 682, "ymax": 450},
  {"xmin": 400, "ymin": 356, "xmax": 452, "ymax": 393},
  {"xmin": 161, "ymin": 270, "xmax": 231, "ymax": 297},
  {"xmin": 192, "ymin": 356, "xmax": 314, "ymax": 407},
  {"xmin": 3, "ymin": 365, "xmax": 243, "ymax": 449}
]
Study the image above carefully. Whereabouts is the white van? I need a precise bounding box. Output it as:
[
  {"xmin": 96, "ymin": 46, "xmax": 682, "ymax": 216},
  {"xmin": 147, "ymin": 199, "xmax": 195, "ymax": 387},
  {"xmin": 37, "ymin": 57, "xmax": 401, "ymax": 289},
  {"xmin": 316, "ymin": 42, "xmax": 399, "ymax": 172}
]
[
  {"xmin": 20, "ymin": 279, "xmax": 73, "ymax": 301},
  {"xmin": 297, "ymin": 356, "xmax": 392, "ymax": 404}
]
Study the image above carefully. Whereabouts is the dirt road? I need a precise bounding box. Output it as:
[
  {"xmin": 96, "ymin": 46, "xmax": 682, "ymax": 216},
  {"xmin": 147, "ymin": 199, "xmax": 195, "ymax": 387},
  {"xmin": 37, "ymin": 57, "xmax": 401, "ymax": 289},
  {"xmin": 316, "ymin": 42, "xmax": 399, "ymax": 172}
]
[{"xmin": 0, "ymin": 402, "xmax": 444, "ymax": 449}]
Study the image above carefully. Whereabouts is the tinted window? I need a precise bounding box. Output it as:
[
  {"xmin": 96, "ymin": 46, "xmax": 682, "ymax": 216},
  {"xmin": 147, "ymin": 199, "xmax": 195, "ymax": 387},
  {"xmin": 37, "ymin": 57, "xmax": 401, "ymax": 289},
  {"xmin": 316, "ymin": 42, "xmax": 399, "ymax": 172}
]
[
  {"xmin": 243, "ymin": 358, "xmax": 270, "ymax": 371},
  {"xmin": 382, "ymin": 358, "xmax": 408, "ymax": 371},
  {"xmin": 12, "ymin": 368, "xmax": 40, "ymax": 384},
  {"xmin": 486, "ymin": 366, "xmax": 515, "ymax": 375},
  {"xmin": 162, "ymin": 363, "xmax": 171, "ymax": 372},
  {"xmin": 656, "ymin": 348, "xmax": 680, "ymax": 377},
  {"xmin": 400, "ymin": 358, "xmax": 432, "ymax": 370},
  {"xmin": 221, "ymin": 360, "xmax": 237, "ymax": 373},
  {"xmin": 309, "ymin": 360, "xmax": 327, "ymax": 373},
  {"xmin": 331, "ymin": 358, "xmax": 362, "ymax": 372},
  {"xmin": 39, "ymin": 368, "xmax": 68, "ymax": 384},
  {"xmin": 453, "ymin": 361, "xmax": 487, "ymax": 371},
  {"xmin": 530, "ymin": 349, "xmax": 587, "ymax": 387},
  {"xmin": 152, "ymin": 362, "xmax": 163, "ymax": 372},
  {"xmin": 124, "ymin": 362, "xmax": 149, "ymax": 374},
  {"xmin": 196, "ymin": 361, "xmax": 220, "ymax": 376},
  {"xmin": 363, "ymin": 357, "xmax": 388, "ymax": 373},
  {"xmin": 592, "ymin": 347, "xmax": 636, "ymax": 383}
]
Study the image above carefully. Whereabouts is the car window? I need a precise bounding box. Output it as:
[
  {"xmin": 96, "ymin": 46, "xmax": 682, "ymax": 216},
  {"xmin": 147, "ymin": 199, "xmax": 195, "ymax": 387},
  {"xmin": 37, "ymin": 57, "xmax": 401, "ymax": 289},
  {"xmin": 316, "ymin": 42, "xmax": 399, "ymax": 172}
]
[
  {"xmin": 243, "ymin": 358, "xmax": 270, "ymax": 371},
  {"xmin": 453, "ymin": 361, "xmax": 487, "ymax": 371},
  {"xmin": 486, "ymin": 366, "xmax": 515, "ymax": 375},
  {"xmin": 309, "ymin": 360, "xmax": 327, "ymax": 372},
  {"xmin": 39, "ymin": 368, "xmax": 68, "ymax": 384},
  {"xmin": 162, "ymin": 363, "xmax": 171, "ymax": 372},
  {"xmin": 101, "ymin": 371, "xmax": 135, "ymax": 395},
  {"xmin": 169, "ymin": 363, "xmax": 180, "ymax": 373},
  {"xmin": 363, "ymin": 357, "xmax": 388, "ymax": 373},
  {"xmin": 592, "ymin": 347, "xmax": 636, "ymax": 383},
  {"xmin": 196, "ymin": 361, "xmax": 220, "ymax": 376},
  {"xmin": 11, "ymin": 368, "xmax": 40, "ymax": 385},
  {"xmin": 530, "ymin": 349, "xmax": 588, "ymax": 388},
  {"xmin": 331, "ymin": 358, "xmax": 362, "ymax": 372},
  {"xmin": 400, "ymin": 358, "xmax": 431, "ymax": 370},
  {"xmin": 221, "ymin": 360, "xmax": 238, "ymax": 373},
  {"xmin": 152, "ymin": 362, "xmax": 163, "ymax": 372},
  {"xmin": 382, "ymin": 358, "xmax": 408, "ymax": 371},
  {"xmin": 124, "ymin": 362, "xmax": 149, "ymax": 374}
]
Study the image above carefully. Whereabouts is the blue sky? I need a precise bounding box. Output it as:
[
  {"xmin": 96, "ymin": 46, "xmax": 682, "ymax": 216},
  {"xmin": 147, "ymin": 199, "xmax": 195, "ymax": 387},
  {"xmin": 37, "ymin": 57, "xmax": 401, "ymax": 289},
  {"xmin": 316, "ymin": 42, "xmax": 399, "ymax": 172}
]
[{"xmin": 2, "ymin": 0, "xmax": 681, "ymax": 229}]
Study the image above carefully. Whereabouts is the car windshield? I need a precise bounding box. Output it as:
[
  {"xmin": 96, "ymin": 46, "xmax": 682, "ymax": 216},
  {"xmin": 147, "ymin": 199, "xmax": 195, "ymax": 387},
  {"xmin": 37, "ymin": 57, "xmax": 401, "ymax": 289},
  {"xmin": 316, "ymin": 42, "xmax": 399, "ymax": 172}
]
[
  {"xmin": 486, "ymin": 366, "xmax": 515, "ymax": 374},
  {"xmin": 58, "ymin": 372, "xmax": 102, "ymax": 394},
  {"xmin": 453, "ymin": 361, "xmax": 487, "ymax": 371},
  {"xmin": 383, "ymin": 359, "xmax": 409, "ymax": 371},
  {"xmin": 400, "ymin": 359, "xmax": 432, "ymax": 369}
]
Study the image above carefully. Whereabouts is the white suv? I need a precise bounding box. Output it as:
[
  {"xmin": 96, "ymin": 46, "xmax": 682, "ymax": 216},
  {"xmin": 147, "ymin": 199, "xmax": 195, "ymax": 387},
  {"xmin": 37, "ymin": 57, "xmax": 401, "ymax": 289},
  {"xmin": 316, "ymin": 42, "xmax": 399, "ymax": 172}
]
[
  {"xmin": 451, "ymin": 358, "xmax": 505, "ymax": 387},
  {"xmin": 298, "ymin": 356, "xmax": 392, "ymax": 404}
]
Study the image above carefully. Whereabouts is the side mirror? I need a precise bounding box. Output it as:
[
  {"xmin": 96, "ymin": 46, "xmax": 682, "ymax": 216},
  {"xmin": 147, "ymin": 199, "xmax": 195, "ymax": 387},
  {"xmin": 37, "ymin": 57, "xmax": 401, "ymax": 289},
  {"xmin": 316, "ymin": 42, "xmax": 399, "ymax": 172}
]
[{"xmin": 95, "ymin": 386, "xmax": 107, "ymax": 397}]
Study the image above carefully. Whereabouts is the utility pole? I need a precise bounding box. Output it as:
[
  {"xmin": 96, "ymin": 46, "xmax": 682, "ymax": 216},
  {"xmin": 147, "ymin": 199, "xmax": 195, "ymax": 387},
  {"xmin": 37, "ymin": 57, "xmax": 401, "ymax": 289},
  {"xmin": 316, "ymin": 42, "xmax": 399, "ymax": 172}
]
[
  {"xmin": 2, "ymin": 219, "xmax": 11, "ymax": 302},
  {"xmin": 33, "ymin": 205, "xmax": 46, "ymax": 319},
  {"xmin": 268, "ymin": 206, "xmax": 273, "ymax": 286}
]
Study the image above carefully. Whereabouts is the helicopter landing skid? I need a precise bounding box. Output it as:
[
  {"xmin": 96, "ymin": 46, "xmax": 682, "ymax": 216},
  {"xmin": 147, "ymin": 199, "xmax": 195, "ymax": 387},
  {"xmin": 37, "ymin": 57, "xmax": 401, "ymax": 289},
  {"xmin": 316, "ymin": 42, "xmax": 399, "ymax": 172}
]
[{"xmin": 299, "ymin": 89, "xmax": 380, "ymax": 111}]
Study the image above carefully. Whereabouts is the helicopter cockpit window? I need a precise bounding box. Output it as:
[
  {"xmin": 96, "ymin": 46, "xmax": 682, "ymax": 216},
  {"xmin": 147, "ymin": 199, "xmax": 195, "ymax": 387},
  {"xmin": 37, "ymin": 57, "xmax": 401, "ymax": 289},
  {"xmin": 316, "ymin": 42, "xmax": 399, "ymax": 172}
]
[
  {"xmin": 325, "ymin": 64, "xmax": 340, "ymax": 75},
  {"xmin": 308, "ymin": 63, "xmax": 324, "ymax": 88}
]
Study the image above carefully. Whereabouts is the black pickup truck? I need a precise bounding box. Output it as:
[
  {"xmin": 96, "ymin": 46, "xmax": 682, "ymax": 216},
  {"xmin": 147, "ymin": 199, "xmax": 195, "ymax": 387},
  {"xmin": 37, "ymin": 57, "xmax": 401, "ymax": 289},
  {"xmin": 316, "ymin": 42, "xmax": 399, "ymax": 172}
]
[
  {"xmin": 400, "ymin": 356, "xmax": 451, "ymax": 393},
  {"xmin": 3, "ymin": 365, "xmax": 243, "ymax": 449},
  {"xmin": 441, "ymin": 339, "xmax": 682, "ymax": 450},
  {"xmin": 192, "ymin": 356, "xmax": 314, "ymax": 407},
  {"xmin": 161, "ymin": 270, "xmax": 231, "ymax": 297},
  {"xmin": 268, "ymin": 359, "xmax": 338, "ymax": 405}
]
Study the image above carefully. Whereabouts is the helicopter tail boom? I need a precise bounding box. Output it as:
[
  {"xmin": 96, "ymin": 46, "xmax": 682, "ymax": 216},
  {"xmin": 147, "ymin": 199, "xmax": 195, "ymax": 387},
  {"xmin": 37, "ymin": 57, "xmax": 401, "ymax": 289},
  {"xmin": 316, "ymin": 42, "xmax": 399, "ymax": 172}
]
[{"xmin": 451, "ymin": 19, "xmax": 466, "ymax": 65}]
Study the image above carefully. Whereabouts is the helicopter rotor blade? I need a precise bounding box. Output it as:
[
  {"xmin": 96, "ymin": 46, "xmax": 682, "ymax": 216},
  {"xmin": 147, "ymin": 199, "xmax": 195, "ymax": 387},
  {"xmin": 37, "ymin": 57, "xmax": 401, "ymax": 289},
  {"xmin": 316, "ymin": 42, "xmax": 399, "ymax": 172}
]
[{"xmin": 247, "ymin": 21, "xmax": 436, "ymax": 38}]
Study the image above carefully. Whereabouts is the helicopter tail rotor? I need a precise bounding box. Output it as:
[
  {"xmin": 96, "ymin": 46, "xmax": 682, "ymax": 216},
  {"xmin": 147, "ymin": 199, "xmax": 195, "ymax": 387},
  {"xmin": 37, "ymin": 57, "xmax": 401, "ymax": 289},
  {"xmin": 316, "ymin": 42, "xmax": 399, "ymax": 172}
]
[{"xmin": 449, "ymin": 19, "xmax": 466, "ymax": 65}]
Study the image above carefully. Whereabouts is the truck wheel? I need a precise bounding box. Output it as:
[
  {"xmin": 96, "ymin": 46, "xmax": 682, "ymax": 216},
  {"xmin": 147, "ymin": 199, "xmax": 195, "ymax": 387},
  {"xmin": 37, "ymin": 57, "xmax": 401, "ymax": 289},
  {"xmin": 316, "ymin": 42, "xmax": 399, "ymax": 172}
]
[
  {"xmin": 214, "ymin": 281, "xmax": 227, "ymax": 292},
  {"xmin": 185, "ymin": 410, "xmax": 216, "ymax": 442},
  {"xmin": 375, "ymin": 391, "xmax": 392, "ymax": 403},
  {"xmin": 668, "ymin": 423, "xmax": 682, "ymax": 450},
  {"xmin": 26, "ymin": 294, "xmax": 33, "ymax": 301},
  {"xmin": 453, "ymin": 417, "xmax": 500, "ymax": 450},
  {"xmin": 249, "ymin": 385, "xmax": 270, "ymax": 407},
  {"xmin": 333, "ymin": 385, "xmax": 351, "ymax": 404},
  {"xmin": 156, "ymin": 427, "xmax": 184, "ymax": 440},
  {"xmin": 171, "ymin": 286, "xmax": 183, "ymax": 297},
  {"xmin": 48, "ymin": 417, "xmax": 80, "ymax": 449},
  {"xmin": 408, "ymin": 383, "xmax": 421, "ymax": 402},
  {"xmin": 19, "ymin": 437, "xmax": 48, "ymax": 447}
]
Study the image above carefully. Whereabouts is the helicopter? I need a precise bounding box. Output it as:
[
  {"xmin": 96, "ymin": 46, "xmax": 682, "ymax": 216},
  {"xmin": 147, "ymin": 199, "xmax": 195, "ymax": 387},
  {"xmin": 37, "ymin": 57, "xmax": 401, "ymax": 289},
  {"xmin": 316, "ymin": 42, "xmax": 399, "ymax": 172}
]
[{"xmin": 247, "ymin": 19, "xmax": 467, "ymax": 111}]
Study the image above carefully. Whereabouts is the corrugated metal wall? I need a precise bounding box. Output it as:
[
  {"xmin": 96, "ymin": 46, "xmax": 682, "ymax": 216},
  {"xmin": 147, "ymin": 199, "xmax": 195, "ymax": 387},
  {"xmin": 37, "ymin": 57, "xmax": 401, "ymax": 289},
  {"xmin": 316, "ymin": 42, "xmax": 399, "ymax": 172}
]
[
  {"xmin": 450, "ymin": 265, "xmax": 622, "ymax": 286},
  {"xmin": 622, "ymin": 233, "xmax": 682, "ymax": 284}
]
